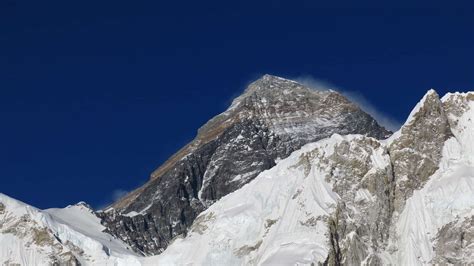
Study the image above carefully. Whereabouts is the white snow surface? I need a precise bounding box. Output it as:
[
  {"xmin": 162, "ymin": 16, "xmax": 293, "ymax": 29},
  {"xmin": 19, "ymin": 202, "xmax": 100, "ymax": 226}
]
[
  {"xmin": 147, "ymin": 136, "xmax": 347, "ymax": 266},
  {"xmin": 0, "ymin": 195, "xmax": 142, "ymax": 265},
  {"xmin": 45, "ymin": 204, "xmax": 138, "ymax": 258}
]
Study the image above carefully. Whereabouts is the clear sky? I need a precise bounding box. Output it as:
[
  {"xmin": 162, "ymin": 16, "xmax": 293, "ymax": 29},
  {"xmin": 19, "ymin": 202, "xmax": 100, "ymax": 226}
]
[{"xmin": 1, "ymin": 1, "xmax": 473, "ymax": 209}]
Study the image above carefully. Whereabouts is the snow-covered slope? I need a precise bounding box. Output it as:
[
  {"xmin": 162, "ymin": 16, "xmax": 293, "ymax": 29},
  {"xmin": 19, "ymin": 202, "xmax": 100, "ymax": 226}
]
[
  {"xmin": 0, "ymin": 194, "xmax": 141, "ymax": 265},
  {"xmin": 149, "ymin": 134, "xmax": 387, "ymax": 265}
]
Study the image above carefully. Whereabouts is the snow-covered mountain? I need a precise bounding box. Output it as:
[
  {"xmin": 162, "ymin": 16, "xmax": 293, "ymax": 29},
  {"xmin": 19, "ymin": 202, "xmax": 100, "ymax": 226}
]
[
  {"xmin": 100, "ymin": 75, "xmax": 390, "ymax": 255},
  {"xmin": 149, "ymin": 90, "xmax": 474, "ymax": 265},
  {"xmin": 1, "ymin": 75, "xmax": 473, "ymax": 265},
  {"xmin": 0, "ymin": 194, "xmax": 141, "ymax": 265}
]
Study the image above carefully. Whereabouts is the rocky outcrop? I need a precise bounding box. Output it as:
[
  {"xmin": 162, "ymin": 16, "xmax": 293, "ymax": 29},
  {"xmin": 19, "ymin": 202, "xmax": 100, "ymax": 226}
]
[
  {"xmin": 431, "ymin": 215, "xmax": 474, "ymax": 265},
  {"xmin": 101, "ymin": 74, "xmax": 391, "ymax": 255},
  {"xmin": 322, "ymin": 137, "xmax": 394, "ymax": 265},
  {"xmin": 317, "ymin": 90, "xmax": 456, "ymax": 264},
  {"xmin": 0, "ymin": 195, "xmax": 81, "ymax": 265},
  {"xmin": 388, "ymin": 90, "xmax": 453, "ymax": 212}
]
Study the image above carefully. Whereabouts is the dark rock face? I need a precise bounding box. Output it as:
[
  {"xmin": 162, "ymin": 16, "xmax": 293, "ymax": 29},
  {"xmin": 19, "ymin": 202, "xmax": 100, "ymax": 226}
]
[{"xmin": 100, "ymin": 75, "xmax": 391, "ymax": 255}]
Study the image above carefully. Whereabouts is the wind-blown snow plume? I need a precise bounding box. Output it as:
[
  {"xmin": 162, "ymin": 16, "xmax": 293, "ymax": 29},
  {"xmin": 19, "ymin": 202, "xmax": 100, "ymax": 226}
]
[
  {"xmin": 295, "ymin": 75, "xmax": 402, "ymax": 131},
  {"xmin": 97, "ymin": 188, "xmax": 130, "ymax": 210},
  {"xmin": 112, "ymin": 189, "xmax": 128, "ymax": 201}
]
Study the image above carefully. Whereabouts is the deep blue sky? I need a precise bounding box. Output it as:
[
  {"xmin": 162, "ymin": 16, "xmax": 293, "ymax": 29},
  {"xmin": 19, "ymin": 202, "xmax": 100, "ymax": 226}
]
[{"xmin": 1, "ymin": 1, "xmax": 473, "ymax": 209}]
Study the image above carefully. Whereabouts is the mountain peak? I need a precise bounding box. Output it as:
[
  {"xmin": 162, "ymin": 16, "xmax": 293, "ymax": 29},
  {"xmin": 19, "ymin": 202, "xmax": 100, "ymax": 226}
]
[
  {"xmin": 230, "ymin": 74, "xmax": 337, "ymax": 113},
  {"xmin": 68, "ymin": 201, "xmax": 93, "ymax": 210},
  {"xmin": 426, "ymin": 88, "xmax": 438, "ymax": 95},
  {"xmin": 257, "ymin": 74, "xmax": 308, "ymax": 86},
  {"xmin": 261, "ymin": 73, "xmax": 289, "ymax": 81},
  {"xmin": 239, "ymin": 74, "xmax": 305, "ymax": 96},
  {"xmin": 388, "ymin": 88, "xmax": 453, "ymax": 212},
  {"xmin": 105, "ymin": 75, "xmax": 390, "ymax": 255},
  {"xmin": 403, "ymin": 89, "xmax": 442, "ymax": 127}
]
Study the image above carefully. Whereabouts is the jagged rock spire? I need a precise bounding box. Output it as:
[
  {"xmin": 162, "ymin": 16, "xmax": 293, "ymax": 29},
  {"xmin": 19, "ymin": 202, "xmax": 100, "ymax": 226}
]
[{"xmin": 389, "ymin": 89, "xmax": 453, "ymax": 212}]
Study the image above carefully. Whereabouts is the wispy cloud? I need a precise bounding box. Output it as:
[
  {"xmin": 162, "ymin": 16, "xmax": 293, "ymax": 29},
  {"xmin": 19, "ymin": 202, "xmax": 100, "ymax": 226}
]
[
  {"xmin": 111, "ymin": 189, "xmax": 128, "ymax": 201},
  {"xmin": 294, "ymin": 75, "xmax": 402, "ymax": 131},
  {"xmin": 293, "ymin": 76, "xmax": 336, "ymax": 92},
  {"xmin": 96, "ymin": 188, "xmax": 129, "ymax": 211}
]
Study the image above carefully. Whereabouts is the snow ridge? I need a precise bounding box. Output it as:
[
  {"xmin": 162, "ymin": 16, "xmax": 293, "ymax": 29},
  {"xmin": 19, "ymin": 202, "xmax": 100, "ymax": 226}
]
[{"xmin": 0, "ymin": 194, "xmax": 141, "ymax": 265}]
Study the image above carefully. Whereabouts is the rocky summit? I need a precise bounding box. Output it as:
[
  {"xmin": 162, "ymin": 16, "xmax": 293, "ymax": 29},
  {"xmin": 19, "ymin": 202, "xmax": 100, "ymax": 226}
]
[
  {"xmin": 100, "ymin": 74, "xmax": 391, "ymax": 255},
  {"xmin": 1, "ymin": 75, "xmax": 473, "ymax": 265}
]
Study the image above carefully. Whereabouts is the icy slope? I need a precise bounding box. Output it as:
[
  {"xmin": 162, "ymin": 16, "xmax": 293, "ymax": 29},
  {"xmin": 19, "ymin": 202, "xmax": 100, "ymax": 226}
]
[{"xmin": 0, "ymin": 194, "xmax": 141, "ymax": 265}]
